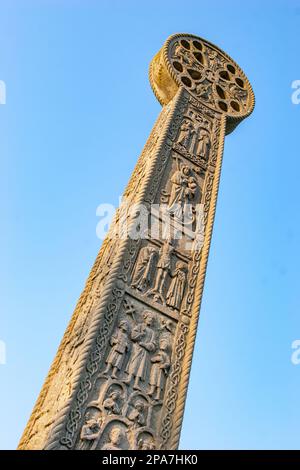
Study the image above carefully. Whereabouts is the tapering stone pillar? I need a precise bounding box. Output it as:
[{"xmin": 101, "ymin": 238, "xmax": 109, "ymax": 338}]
[{"xmin": 19, "ymin": 33, "xmax": 254, "ymax": 450}]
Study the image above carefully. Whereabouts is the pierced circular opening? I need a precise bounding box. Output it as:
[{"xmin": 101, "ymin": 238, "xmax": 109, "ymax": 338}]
[
  {"xmin": 181, "ymin": 76, "xmax": 192, "ymax": 88},
  {"xmin": 181, "ymin": 39, "xmax": 190, "ymax": 50},
  {"xmin": 231, "ymin": 101, "xmax": 240, "ymax": 112},
  {"xmin": 218, "ymin": 101, "xmax": 228, "ymax": 112},
  {"xmin": 173, "ymin": 61, "xmax": 183, "ymax": 73},
  {"xmin": 193, "ymin": 40, "xmax": 203, "ymax": 51},
  {"xmin": 236, "ymin": 77, "xmax": 244, "ymax": 88},
  {"xmin": 187, "ymin": 68, "xmax": 201, "ymax": 80},
  {"xmin": 216, "ymin": 85, "xmax": 226, "ymax": 100},
  {"xmin": 194, "ymin": 52, "xmax": 204, "ymax": 65},
  {"xmin": 227, "ymin": 64, "xmax": 236, "ymax": 74},
  {"xmin": 219, "ymin": 70, "xmax": 230, "ymax": 81}
]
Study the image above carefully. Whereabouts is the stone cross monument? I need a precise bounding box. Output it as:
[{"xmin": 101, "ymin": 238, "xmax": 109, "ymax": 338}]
[{"xmin": 19, "ymin": 33, "xmax": 254, "ymax": 450}]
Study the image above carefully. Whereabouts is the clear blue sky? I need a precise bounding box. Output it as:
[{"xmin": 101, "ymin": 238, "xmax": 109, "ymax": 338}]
[{"xmin": 0, "ymin": 0, "xmax": 300, "ymax": 450}]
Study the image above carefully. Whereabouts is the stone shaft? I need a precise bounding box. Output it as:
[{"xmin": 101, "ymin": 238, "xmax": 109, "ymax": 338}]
[{"xmin": 19, "ymin": 33, "xmax": 254, "ymax": 450}]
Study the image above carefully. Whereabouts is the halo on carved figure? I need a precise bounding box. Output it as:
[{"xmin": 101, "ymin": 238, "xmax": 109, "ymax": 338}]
[
  {"xmin": 149, "ymin": 33, "xmax": 255, "ymax": 134},
  {"xmin": 94, "ymin": 418, "xmax": 129, "ymax": 450}
]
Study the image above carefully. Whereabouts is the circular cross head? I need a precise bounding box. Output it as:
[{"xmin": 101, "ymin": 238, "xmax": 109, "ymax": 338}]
[{"xmin": 149, "ymin": 33, "xmax": 255, "ymax": 134}]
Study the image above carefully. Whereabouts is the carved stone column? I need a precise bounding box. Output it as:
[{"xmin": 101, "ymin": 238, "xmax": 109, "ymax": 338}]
[{"xmin": 19, "ymin": 33, "xmax": 254, "ymax": 450}]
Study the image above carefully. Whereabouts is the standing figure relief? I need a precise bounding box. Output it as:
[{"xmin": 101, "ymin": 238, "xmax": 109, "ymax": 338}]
[{"xmin": 125, "ymin": 311, "xmax": 156, "ymax": 391}]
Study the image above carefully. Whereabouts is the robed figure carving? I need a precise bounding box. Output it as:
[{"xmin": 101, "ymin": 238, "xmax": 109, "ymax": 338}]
[
  {"xmin": 104, "ymin": 320, "xmax": 130, "ymax": 379},
  {"xmin": 149, "ymin": 337, "xmax": 171, "ymax": 401},
  {"xmin": 166, "ymin": 261, "xmax": 187, "ymax": 310},
  {"xmin": 195, "ymin": 128, "xmax": 211, "ymax": 160},
  {"xmin": 127, "ymin": 400, "xmax": 146, "ymax": 428},
  {"xmin": 125, "ymin": 311, "xmax": 156, "ymax": 390},
  {"xmin": 148, "ymin": 242, "xmax": 174, "ymax": 304},
  {"xmin": 132, "ymin": 246, "xmax": 158, "ymax": 292},
  {"xmin": 167, "ymin": 163, "xmax": 197, "ymax": 224},
  {"xmin": 178, "ymin": 118, "xmax": 195, "ymax": 151},
  {"xmin": 78, "ymin": 413, "xmax": 101, "ymax": 450}
]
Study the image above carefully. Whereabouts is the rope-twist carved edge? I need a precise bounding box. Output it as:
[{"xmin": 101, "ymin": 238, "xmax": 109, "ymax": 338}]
[
  {"xmin": 157, "ymin": 108, "xmax": 224, "ymax": 448},
  {"xmin": 18, "ymin": 91, "xmax": 170, "ymax": 450},
  {"xmin": 42, "ymin": 88, "xmax": 185, "ymax": 450},
  {"xmin": 18, "ymin": 233, "xmax": 109, "ymax": 449},
  {"xmin": 168, "ymin": 114, "xmax": 227, "ymax": 449}
]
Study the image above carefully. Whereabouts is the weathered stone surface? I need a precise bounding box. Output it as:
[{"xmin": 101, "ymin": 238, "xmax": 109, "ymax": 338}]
[{"xmin": 18, "ymin": 33, "xmax": 254, "ymax": 450}]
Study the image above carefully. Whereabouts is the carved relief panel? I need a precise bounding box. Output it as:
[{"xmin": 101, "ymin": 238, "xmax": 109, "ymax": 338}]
[
  {"xmin": 19, "ymin": 33, "xmax": 254, "ymax": 451},
  {"xmin": 75, "ymin": 295, "xmax": 175, "ymax": 449}
]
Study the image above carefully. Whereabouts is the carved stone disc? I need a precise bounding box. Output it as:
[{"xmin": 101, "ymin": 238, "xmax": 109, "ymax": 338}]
[{"xmin": 149, "ymin": 33, "xmax": 255, "ymax": 134}]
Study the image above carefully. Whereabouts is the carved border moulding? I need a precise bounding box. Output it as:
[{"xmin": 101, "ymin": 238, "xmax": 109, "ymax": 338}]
[{"xmin": 19, "ymin": 33, "xmax": 254, "ymax": 450}]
